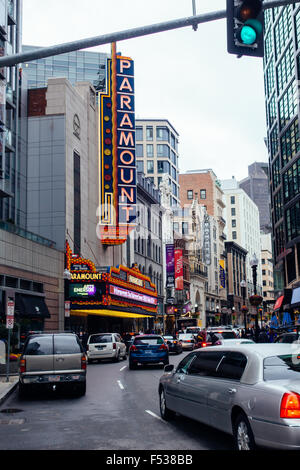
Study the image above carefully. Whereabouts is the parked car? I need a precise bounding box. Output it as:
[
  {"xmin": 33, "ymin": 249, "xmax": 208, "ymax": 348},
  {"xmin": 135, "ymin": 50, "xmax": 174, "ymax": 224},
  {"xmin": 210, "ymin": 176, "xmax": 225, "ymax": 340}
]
[
  {"xmin": 163, "ymin": 335, "xmax": 183, "ymax": 354},
  {"xmin": 177, "ymin": 333, "xmax": 196, "ymax": 350},
  {"xmin": 158, "ymin": 343, "xmax": 300, "ymax": 450},
  {"xmin": 129, "ymin": 335, "xmax": 169, "ymax": 369},
  {"xmin": 19, "ymin": 333, "xmax": 87, "ymax": 398},
  {"xmin": 275, "ymin": 332, "xmax": 300, "ymax": 344},
  {"xmin": 86, "ymin": 333, "xmax": 127, "ymax": 363}
]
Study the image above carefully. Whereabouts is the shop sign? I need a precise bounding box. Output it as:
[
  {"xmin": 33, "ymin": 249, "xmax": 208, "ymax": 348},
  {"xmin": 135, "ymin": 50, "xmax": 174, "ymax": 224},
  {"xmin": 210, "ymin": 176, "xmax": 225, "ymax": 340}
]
[
  {"xmin": 71, "ymin": 273, "xmax": 102, "ymax": 281},
  {"xmin": 175, "ymin": 248, "xmax": 183, "ymax": 291},
  {"xmin": 128, "ymin": 275, "xmax": 143, "ymax": 287},
  {"xmin": 64, "ymin": 301, "xmax": 71, "ymax": 318},
  {"xmin": 202, "ymin": 215, "xmax": 211, "ymax": 266},
  {"xmin": 166, "ymin": 244, "xmax": 175, "ymax": 288},
  {"xmin": 109, "ymin": 285, "xmax": 157, "ymax": 305},
  {"xmin": 98, "ymin": 44, "xmax": 136, "ymax": 245}
]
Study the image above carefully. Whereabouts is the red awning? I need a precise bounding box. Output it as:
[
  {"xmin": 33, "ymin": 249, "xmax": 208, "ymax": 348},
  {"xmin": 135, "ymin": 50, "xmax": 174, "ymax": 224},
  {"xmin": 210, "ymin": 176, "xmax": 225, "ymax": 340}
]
[{"xmin": 274, "ymin": 295, "xmax": 284, "ymax": 311}]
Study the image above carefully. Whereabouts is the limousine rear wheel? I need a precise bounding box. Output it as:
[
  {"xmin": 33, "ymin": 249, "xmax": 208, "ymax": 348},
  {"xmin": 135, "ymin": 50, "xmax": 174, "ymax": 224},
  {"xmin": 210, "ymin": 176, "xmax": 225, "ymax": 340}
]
[
  {"xmin": 233, "ymin": 412, "xmax": 256, "ymax": 450},
  {"xmin": 159, "ymin": 388, "xmax": 175, "ymax": 421}
]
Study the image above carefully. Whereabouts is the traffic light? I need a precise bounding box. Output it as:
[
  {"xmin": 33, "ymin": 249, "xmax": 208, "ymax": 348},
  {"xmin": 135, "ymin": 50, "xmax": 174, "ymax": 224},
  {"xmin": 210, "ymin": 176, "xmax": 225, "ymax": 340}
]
[{"xmin": 226, "ymin": 0, "xmax": 264, "ymax": 57}]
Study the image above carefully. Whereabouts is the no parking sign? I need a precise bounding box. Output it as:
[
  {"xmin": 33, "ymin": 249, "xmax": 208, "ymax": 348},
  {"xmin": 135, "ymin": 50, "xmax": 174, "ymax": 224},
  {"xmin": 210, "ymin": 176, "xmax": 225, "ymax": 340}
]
[{"xmin": 6, "ymin": 299, "xmax": 14, "ymax": 329}]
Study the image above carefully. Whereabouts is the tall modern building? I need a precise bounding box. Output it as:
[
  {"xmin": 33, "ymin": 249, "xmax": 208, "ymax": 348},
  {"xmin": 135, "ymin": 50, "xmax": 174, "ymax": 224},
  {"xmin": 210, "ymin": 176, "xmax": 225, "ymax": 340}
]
[
  {"xmin": 239, "ymin": 162, "xmax": 272, "ymax": 232},
  {"xmin": 135, "ymin": 119, "xmax": 180, "ymax": 207},
  {"xmin": 221, "ymin": 177, "xmax": 262, "ymax": 297},
  {"xmin": 23, "ymin": 45, "xmax": 109, "ymax": 91},
  {"xmin": 264, "ymin": 4, "xmax": 300, "ymax": 292},
  {"xmin": 0, "ymin": 0, "xmax": 27, "ymax": 227}
]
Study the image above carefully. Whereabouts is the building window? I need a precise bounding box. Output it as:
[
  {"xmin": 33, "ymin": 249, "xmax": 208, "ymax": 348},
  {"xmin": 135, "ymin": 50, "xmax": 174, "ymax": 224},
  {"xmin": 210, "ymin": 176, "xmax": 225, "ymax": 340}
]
[
  {"xmin": 173, "ymin": 222, "xmax": 179, "ymax": 232},
  {"xmin": 157, "ymin": 144, "xmax": 170, "ymax": 157},
  {"xmin": 232, "ymin": 219, "xmax": 236, "ymax": 227},
  {"xmin": 231, "ymin": 208, "xmax": 236, "ymax": 216},
  {"xmin": 156, "ymin": 127, "xmax": 169, "ymax": 141},
  {"xmin": 147, "ymin": 144, "xmax": 153, "ymax": 157},
  {"xmin": 182, "ymin": 222, "xmax": 188, "ymax": 234},
  {"xmin": 147, "ymin": 160, "xmax": 154, "ymax": 173},
  {"xmin": 200, "ymin": 189, "xmax": 206, "ymax": 199},
  {"xmin": 146, "ymin": 126, "xmax": 153, "ymax": 141},
  {"xmin": 232, "ymin": 231, "xmax": 237, "ymax": 240},
  {"xmin": 231, "ymin": 196, "xmax": 235, "ymax": 204},
  {"xmin": 187, "ymin": 190, "xmax": 193, "ymax": 200},
  {"xmin": 136, "ymin": 127, "xmax": 143, "ymax": 141},
  {"xmin": 136, "ymin": 144, "xmax": 143, "ymax": 157},
  {"xmin": 136, "ymin": 161, "xmax": 144, "ymax": 173}
]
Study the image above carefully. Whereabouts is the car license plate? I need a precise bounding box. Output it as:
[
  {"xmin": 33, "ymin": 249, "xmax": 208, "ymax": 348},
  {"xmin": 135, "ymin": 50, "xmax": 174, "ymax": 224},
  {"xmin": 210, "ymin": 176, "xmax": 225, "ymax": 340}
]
[
  {"xmin": 144, "ymin": 351, "xmax": 152, "ymax": 355},
  {"xmin": 49, "ymin": 376, "xmax": 60, "ymax": 382},
  {"xmin": 96, "ymin": 346, "xmax": 104, "ymax": 350},
  {"xmin": 72, "ymin": 375, "xmax": 80, "ymax": 380}
]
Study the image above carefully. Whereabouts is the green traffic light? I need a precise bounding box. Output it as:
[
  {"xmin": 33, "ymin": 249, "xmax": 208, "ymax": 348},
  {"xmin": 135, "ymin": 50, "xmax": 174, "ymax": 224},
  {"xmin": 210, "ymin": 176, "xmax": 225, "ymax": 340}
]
[
  {"xmin": 240, "ymin": 25, "xmax": 257, "ymax": 44},
  {"xmin": 240, "ymin": 19, "xmax": 263, "ymax": 45}
]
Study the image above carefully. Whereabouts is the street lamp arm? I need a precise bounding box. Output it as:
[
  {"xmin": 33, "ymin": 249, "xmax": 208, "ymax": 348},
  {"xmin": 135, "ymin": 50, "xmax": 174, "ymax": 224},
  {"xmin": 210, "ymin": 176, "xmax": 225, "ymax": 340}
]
[{"xmin": 0, "ymin": 0, "xmax": 296, "ymax": 67}]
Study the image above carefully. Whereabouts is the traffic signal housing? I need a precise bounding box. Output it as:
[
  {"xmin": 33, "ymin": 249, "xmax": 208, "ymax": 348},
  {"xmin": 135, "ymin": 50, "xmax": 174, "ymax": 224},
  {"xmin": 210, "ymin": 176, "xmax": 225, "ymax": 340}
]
[{"xmin": 227, "ymin": 0, "xmax": 264, "ymax": 57}]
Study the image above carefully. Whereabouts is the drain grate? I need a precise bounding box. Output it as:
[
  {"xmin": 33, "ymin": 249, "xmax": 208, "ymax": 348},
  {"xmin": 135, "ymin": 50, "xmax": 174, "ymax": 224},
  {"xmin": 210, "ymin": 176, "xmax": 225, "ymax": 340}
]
[{"xmin": 1, "ymin": 408, "xmax": 23, "ymax": 414}]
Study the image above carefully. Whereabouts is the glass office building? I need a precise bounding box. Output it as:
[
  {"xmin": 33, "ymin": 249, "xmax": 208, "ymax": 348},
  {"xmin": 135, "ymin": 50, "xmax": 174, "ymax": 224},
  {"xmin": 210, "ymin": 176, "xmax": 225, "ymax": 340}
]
[
  {"xmin": 22, "ymin": 45, "xmax": 109, "ymax": 91},
  {"xmin": 264, "ymin": 4, "xmax": 300, "ymax": 290}
]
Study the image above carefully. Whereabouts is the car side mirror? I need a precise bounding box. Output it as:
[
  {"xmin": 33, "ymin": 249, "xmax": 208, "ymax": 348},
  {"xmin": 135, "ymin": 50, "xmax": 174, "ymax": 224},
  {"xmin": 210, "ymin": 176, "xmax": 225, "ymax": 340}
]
[{"xmin": 164, "ymin": 364, "xmax": 174, "ymax": 373}]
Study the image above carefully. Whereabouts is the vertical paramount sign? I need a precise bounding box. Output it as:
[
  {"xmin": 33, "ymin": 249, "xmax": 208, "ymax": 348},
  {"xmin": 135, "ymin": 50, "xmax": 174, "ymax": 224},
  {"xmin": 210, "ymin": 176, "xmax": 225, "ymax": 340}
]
[{"xmin": 98, "ymin": 44, "xmax": 136, "ymax": 245}]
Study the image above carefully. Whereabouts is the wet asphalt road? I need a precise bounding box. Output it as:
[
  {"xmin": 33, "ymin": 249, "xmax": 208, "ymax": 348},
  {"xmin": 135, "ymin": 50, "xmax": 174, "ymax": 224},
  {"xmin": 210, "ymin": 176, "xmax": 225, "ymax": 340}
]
[{"xmin": 0, "ymin": 351, "xmax": 233, "ymax": 450}]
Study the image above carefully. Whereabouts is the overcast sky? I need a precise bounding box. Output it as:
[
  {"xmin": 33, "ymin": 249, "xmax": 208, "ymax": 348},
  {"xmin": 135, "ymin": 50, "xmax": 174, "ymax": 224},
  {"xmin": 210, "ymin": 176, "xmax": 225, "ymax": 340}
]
[{"xmin": 22, "ymin": 0, "xmax": 268, "ymax": 181}]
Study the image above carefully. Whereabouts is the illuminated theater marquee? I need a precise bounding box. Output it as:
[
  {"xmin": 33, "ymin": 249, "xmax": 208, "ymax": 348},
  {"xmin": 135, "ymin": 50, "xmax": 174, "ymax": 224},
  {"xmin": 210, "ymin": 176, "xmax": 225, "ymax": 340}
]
[{"xmin": 98, "ymin": 45, "xmax": 136, "ymax": 245}]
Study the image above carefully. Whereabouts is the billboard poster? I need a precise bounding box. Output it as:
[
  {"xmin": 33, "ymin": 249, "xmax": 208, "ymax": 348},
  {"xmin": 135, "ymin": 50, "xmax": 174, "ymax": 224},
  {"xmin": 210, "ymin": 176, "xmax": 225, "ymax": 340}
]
[
  {"xmin": 219, "ymin": 259, "xmax": 226, "ymax": 289},
  {"xmin": 166, "ymin": 244, "xmax": 175, "ymax": 288},
  {"xmin": 175, "ymin": 248, "xmax": 184, "ymax": 291}
]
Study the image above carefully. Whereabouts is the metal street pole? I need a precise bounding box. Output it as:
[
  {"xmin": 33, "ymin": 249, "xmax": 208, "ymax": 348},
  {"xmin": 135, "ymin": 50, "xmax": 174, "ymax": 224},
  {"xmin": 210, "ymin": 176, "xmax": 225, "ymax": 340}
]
[{"xmin": 0, "ymin": 0, "xmax": 296, "ymax": 67}]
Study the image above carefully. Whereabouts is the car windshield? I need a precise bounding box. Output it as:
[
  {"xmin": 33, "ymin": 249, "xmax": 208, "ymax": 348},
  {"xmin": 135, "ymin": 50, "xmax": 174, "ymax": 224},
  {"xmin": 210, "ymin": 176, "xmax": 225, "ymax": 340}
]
[
  {"xmin": 89, "ymin": 334, "xmax": 113, "ymax": 344},
  {"xmin": 264, "ymin": 354, "xmax": 300, "ymax": 381},
  {"xmin": 134, "ymin": 336, "xmax": 163, "ymax": 345},
  {"xmin": 164, "ymin": 336, "xmax": 174, "ymax": 340}
]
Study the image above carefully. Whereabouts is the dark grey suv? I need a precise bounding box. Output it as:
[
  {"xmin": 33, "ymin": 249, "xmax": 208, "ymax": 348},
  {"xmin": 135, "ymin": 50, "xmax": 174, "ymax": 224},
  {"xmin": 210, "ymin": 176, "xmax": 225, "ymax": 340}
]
[{"xmin": 19, "ymin": 333, "xmax": 87, "ymax": 398}]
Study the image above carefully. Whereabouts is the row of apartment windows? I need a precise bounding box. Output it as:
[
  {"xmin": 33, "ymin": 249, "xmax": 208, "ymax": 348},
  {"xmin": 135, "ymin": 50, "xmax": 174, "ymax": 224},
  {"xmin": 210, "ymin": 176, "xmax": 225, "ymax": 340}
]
[
  {"xmin": 187, "ymin": 189, "xmax": 206, "ymax": 200},
  {"xmin": 136, "ymin": 126, "xmax": 178, "ymax": 150},
  {"xmin": 136, "ymin": 143, "xmax": 173, "ymax": 159}
]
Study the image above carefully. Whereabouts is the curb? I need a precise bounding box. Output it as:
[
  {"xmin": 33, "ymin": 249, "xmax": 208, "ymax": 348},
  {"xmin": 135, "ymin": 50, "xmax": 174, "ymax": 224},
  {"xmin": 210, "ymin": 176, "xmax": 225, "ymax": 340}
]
[{"xmin": 0, "ymin": 380, "xmax": 19, "ymax": 406}]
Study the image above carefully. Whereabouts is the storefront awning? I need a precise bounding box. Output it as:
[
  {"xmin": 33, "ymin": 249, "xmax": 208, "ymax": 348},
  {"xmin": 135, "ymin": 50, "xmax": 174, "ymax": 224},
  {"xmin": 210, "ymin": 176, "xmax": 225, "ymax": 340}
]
[
  {"xmin": 274, "ymin": 295, "xmax": 284, "ymax": 311},
  {"xmin": 15, "ymin": 294, "xmax": 50, "ymax": 318},
  {"xmin": 291, "ymin": 287, "xmax": 300, "ymax": 308},
  {"xmin": 70, "ymin": 309, "xmax": 153, "ymax": 319}
]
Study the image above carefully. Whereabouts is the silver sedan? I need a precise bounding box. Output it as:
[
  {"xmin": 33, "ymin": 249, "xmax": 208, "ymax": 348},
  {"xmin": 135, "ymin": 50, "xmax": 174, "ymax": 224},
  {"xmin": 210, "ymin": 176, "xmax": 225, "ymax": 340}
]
[{"xmin": 158, "ymin": 343, "xmax": 300, "ymax": 450}]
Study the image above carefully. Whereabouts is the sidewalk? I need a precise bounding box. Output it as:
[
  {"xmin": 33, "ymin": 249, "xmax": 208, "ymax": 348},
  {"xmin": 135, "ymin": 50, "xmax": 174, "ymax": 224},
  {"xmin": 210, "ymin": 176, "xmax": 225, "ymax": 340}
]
[{"xmin": 0, "ymin": 375, "xmax": 19, "ymax": 405}]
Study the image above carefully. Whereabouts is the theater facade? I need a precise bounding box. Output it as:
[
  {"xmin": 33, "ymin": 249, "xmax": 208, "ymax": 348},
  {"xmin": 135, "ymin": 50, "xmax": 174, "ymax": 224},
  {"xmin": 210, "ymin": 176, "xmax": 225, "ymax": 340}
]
[{"xmin": 65, "ymin": 242, "xmax": 158, "ymax": 335}]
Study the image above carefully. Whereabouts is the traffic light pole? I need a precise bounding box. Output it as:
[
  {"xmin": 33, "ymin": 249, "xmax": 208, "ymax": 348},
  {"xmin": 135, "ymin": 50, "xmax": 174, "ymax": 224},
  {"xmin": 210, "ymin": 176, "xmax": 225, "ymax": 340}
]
[{"xmin": 0, "ymin": 0, "xmax": 297, "ymax": 67}]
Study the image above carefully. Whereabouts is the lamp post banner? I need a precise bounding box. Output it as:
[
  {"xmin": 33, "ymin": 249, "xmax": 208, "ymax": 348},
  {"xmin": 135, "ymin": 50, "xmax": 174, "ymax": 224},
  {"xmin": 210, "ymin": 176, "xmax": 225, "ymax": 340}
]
[{"xmin": 166, "ymin": 244, "xmax": 175, "ymax": 288}]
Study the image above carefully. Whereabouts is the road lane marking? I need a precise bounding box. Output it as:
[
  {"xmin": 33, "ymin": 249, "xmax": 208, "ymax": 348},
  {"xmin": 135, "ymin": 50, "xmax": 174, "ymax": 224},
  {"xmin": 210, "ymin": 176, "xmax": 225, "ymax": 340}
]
[
  {"xmin": 120, "ymin": 365, "xmax": 127, "ymax": 371},
  {"xmin": 117, "ymin": 380, "xmax": 124, "ymax": 390},
  {"xmin": 145, "ymin": 410, "xmax": 165, "ymax": 422}
]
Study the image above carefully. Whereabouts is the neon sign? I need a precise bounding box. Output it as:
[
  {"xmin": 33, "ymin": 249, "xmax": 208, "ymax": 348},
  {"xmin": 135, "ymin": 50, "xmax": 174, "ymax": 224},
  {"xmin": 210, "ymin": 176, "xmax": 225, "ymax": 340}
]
[{"xmin": 98, "ymin": 44, "xmax": 136, "ymax": 245}]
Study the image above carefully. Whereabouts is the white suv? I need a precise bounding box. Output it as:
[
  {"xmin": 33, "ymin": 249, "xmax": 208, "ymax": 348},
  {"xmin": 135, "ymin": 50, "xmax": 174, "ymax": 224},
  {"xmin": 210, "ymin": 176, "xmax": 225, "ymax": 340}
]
[{"xmin": 87, "ymin": 333, "xmax": 127, "ymax": 363}]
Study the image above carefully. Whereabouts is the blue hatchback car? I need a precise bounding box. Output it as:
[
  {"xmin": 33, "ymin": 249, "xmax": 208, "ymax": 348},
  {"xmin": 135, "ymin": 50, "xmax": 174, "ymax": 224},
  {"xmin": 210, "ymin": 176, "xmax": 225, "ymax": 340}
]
[{"xmin": 129, "ymin": 335, "xmax": 169, "ymax": 369}]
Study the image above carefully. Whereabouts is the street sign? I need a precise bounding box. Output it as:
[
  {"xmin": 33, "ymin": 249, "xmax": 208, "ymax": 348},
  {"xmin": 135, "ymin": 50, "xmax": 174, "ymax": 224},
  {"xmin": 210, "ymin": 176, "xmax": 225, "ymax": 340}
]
[
  {"xmin": 65, "ymin": 301, "xmax": 71, "ymax": 318},
  {"xmin": 6, "ymin": 299, "xmax": 14, "ymax": 329}
]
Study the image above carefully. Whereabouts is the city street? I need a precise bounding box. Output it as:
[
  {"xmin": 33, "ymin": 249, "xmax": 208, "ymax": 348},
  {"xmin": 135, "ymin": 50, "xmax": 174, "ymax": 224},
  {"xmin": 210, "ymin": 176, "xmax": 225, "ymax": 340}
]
[{"xmin": 0, "ymin": 351, "xmax": 233, "ymax": 450}]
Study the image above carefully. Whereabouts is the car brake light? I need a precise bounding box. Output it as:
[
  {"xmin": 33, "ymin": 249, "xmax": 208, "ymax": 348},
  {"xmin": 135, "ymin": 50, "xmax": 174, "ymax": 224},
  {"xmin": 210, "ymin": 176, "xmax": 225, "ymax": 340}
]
[
  {"xmin": 113, "ymin": 343, "xmax": 116, "ymax": 349},
  {"xmin": 130, "ymin": 345, "xmax": 137, "ymax": 352},
  {"xmin": 202, "ymin": 342, "xmax": 207, "ymax": 347},
  {"xmin": 19, "ymin": 358, "xmax": 26, "ymax": 373},
  {"xmin": 159, "ymin": 344, "xmax": 168, "ymax": 350},
  {"xmin": 280, "ymin": 392, "xmax": 300, "ymax": 418},
  {"xmin": 81, "ymin": 354, "xmax": 87, "ymax": 370}
]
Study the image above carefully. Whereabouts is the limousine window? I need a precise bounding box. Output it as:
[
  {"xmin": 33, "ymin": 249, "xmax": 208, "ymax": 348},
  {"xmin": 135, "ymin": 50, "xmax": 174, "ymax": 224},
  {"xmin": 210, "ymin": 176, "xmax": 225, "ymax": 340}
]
[
  {"xmin": 176, "ymin": 352, "xmax": 197, "ymax": 374},
  {"xmin": 264, "ymin": 354, "xmax": 300, "ymax": 381},
  {"xmin": 217, "ymin": 352, "xmax": 247, "ymax": 380},
  {"xmin": 188, "ymin": 351, "xmax": 225, "ymax": 377}
]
